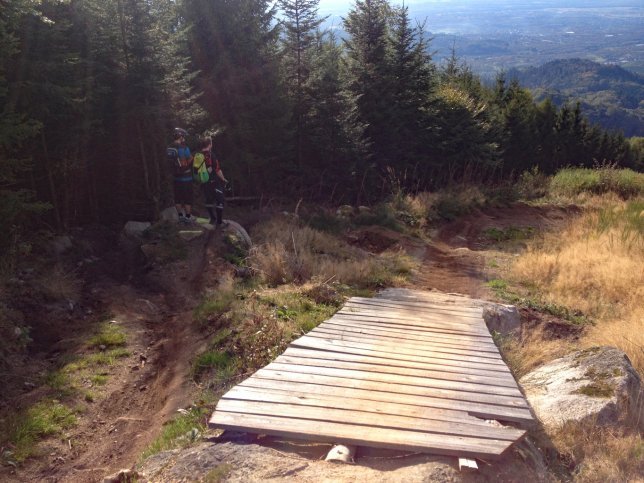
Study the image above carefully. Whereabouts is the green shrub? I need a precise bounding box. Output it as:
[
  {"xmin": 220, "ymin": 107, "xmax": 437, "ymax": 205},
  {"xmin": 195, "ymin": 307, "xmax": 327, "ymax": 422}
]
[
  {"xmin": 550, "ymin": 168, "xmax": 644, "ymax": 198},
  {"xmin": 307, "ymin": 212, "xmax": 346, "ymax": 234},
  {"xmin": 353, "ymin": 204, "xmax": 402, "ymax": 231},
  {"xmin": 517, "ymin": 167, "xmax": 549, "ymax": 199}
]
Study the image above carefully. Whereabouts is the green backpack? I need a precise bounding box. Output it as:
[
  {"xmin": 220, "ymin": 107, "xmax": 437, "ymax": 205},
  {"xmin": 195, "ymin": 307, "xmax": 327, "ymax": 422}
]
[{"xmin": 192, "ymin": 152, "xmax": 209, "ymax": 184}]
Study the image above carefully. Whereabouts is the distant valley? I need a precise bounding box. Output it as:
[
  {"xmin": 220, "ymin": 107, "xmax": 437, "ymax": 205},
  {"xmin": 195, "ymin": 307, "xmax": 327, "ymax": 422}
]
[
  {"xmin": 319, "ymin": 0, "xmax": 644, "ymax": 135},
  {"xmin": 320, "ymin": 0, "xmax": 643, "ymax": 76},
  {"xmin": 508, "ymin": 59, "xmax": 643, "ymax": 137}
]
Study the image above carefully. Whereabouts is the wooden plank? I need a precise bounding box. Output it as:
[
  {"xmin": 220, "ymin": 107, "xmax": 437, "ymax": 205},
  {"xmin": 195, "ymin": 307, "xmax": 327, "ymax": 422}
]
[
  {"xmin": 324, "ymin": 318, "xmax": 498, "ymax": 346},
  {"xmin": 292, "ymin": 336, "xmax": 511, "ymax": 375},
  {"xmin": 254, "ymin": 368, "xmax": 529, "ymax": 410},
  {"xmin": 328, "ymin": 315, "xmax": 495, "ymax": 342},
  {"xmin": 351, "ymin": 296, "xmax": 483, "ymax": 314},
  {"xmin": 336, "ymin": 310, "xmax": 490, "ymax": 333},
  {"xmin": 312, "ymin": 326, "xmax": 503, "ymax": 358},
  {"xmin": 210, "ymin": 412, "xmax": 515, "ymax": 459},
  {"xmin": 266, "ymin": 362, "xmax": 523, "ymax": 398},
  {"xmin": 215, "ymin": 398, "xmax": 524, "ymax": 441},
  {"xmin": 341, "ymin": 305, "xmax": 484, "ymax": 327},
  {"xmin": 346, "ymin": 306, "xmax": 483, "ymax": 324},
  {"xmin": 238, "ymin": 377, "xmax": 534, "ymax": 424},
  {"xmin": 376, "ymin": 289, "xmax": 481, "ymax": 308},
  {"xmin": 348, "ymin": 297, "xmax": 484, "ymax": 318},
  {"xmin": 277, "ymin": 353, "xmax": 519, "ymax": 389},
  {"xmin": 310, "ymin": 329, "xmax": 503, "ymax": 363},
  {"xmin": 282, "ymin": 347, "xmax": 518, "ymax": 385},
  {"xmin": 296, "ymin": 334, "xmax": 508, "ymax": 368},
  {"xmin": 222, "ymin": 384, "xmax": 491, "ymax": 427}
]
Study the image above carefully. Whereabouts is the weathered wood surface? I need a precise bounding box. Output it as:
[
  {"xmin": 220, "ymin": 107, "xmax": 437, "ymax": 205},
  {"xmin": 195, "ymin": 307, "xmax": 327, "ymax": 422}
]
[{"xmin": 209, "ymin": 290, "xmax": 534, "ymax": 460}]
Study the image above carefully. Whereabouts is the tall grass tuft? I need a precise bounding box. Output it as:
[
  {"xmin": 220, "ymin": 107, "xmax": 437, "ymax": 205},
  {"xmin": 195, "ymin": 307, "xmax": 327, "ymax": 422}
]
[
  {"xmin": 550, "ymin": 167, "xmax": 644, "ymax": 199},
  {"xmin": 511, "ymin": 197, "xmax": 644, "ymax": 374},
  {"xmin": 249, "ymin": 218, "xmax": 414, "ymax": 288},
  {"xmin": 2, "ymin": 401, "xmax": 77, "ymax": 462},
  {"xmin": 551, "ymin": 422, "xmax": 643, "ymax": 483}
]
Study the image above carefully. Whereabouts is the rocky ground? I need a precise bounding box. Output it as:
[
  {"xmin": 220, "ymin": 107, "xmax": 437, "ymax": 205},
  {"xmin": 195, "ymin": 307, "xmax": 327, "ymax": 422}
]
[{"xmin": 2, "ymin": 202, "xmax": 639, "ymax": 482}]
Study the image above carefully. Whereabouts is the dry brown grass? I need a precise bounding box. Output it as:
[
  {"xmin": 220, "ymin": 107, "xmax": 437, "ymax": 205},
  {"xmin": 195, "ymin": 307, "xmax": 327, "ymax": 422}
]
[
  {"xmin": 551, "ymin": 421, "xmax": 644, "ymax": 483},
  {"xmin": 498, "ymin": 325, "xmax": 574, "ymax": 379},
  {"xmin": 249, "ymin": 217, "xmax": 415, "ymax": 287},
  {"xmin": 511, "ymin": 197, "xmax": 644, "ymax": 374}
]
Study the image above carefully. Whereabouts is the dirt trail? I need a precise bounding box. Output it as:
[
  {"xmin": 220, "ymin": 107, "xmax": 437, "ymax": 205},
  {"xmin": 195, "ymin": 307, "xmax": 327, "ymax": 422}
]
[
  {"xmin": 415, "ymin": 203, "xmax": 578, "ymax": 297},
  {"xmin": 136, "ymin": 203, "xmax": 579, "ymax": 482},
  {"xmin": 2, "ymin": 204, "xmax": 579, "ymax": 482},
  {"xmin": 1, "ymin": 230, "xmax": 221, "ymax": 482}
]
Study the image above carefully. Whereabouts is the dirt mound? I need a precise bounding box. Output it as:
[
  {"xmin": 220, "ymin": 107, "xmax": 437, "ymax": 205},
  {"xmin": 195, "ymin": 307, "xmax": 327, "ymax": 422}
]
[{"xmin": 0, "ymin": 225, "xmax": 228, "ymax": 482}]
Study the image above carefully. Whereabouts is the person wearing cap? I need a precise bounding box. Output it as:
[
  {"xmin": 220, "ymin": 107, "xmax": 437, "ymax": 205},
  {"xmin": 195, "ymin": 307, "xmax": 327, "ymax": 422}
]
[{"xmin": 171, "ymin": 128, "xmax": 195, "ymax": 223}]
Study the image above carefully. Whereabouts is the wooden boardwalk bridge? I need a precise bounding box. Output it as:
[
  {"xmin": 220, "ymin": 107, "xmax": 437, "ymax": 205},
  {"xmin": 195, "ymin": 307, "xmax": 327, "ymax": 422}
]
[{"xmin": 209, "ymin": 289, "xmax": 534, "ymax": 460}]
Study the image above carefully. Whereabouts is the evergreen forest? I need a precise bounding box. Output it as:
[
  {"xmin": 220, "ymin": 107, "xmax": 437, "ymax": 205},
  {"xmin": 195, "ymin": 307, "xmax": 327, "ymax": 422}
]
[{"xmin": 2, "ymin": 0, "xmax": 642, "ymax": 253}]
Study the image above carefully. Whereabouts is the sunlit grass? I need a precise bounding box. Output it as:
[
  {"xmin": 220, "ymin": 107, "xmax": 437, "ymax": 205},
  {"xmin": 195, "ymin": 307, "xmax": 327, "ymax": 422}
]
[
  {"xmin": 510, "ymin": 197, "xmax": 644, "ymax": 373},
  {"xmin": 2, "ymin": 400, "xmax": 77, "ymax": 462}
]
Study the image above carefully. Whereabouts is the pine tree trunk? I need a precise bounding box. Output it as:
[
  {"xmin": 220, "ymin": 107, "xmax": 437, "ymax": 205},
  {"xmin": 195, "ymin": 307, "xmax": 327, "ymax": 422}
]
[{"xmin": 41, "ymin": 132, "xmax": 63, "ymax": 232}]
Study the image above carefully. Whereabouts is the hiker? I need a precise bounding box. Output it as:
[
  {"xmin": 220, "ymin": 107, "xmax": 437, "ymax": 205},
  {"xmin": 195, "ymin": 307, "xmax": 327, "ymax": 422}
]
[
  {"xmin": 199, "ymin": 135, "xmax": 228, "ymax": 227},
  {"xmin": 168, "ymin": 127, "xmax": 195, "ymax": 224}
]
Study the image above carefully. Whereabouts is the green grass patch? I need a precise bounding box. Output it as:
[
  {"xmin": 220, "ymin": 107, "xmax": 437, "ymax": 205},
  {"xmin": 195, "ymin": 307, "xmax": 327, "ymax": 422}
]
[
  {"xmin": 88, "ymin": 322, "xmax": 126, "ymax": 349},
  {"xmin": 2, "ymin": 400, "xmax": 77, "ymax": 462},
  {"xmin": 192, "ymin": 350, "xmax": 238, "ymax": 381},
  {"xmin": 140, "ymin": 405, "xmax": 209, "ymax": 460},
  {"xmin": 259, "ymin": 291, "xmax": 338, "ymax": 334},
  {"xmin": 550, "ymin": 167, "xmax": 644, "ymax": 198},
  {"xmin": 575, "ymin": 381, "xmax": 615, "ymax": 398},
  {"xmin": 84, "ymin": 348, "xmax": 130, "ymax": 366},
  {"xmin": 592, "ymin": 199, "xmax": 644, "ymax": 248},
  {"xmin": 194, "ymin": 293, "xmax": 236, "ymax": 324},
  {"xmin": 90, "ymin": 374, "xmax": 108, "ymax": 386},
  {"xmin": 487, "ymin": 279, "xmax": 509, "ymax": 290},
  {"xmin": 488, "ymin": 281, "xmax": 591, "ymax": 326}
]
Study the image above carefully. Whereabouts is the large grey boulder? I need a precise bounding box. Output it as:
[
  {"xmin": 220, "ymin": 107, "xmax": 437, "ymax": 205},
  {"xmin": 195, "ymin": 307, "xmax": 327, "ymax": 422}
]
[
  {"xmin": 520, "ymin": 346, "xmax": 643, "ymax": 430},
  {"xmin": 377, "ymin": 288, "xmax": 521, "ymax": 336},
  {"xmin": 123, "ymin": 221, "xmax": 151, "ymax": 237},
  {"xmin": 50, "ymin": 235, "xmax": 73, "ymax": 255},
  {"xmin": 160, "ymin": 206, "xmax": 179, "ymax": 222},
  {"xmin": 482, "ymin": 303, "xmax": 521, "ymax": 335}
]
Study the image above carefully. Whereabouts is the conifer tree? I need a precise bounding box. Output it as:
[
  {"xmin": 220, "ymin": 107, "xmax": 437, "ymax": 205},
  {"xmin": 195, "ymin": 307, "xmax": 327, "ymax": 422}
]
[
  {"xmin": 343, "ymin": 0, "xmax": 394, "ymax": 170},
  {"xmin": 278, "ymin": 0, "xmax": 326, "ymax": 169},
  {"xmin": 306, "ymin": 31, "xmax": 368, "ymax": 200},
  {"xmin": 388, "ymin": 5, "xmax": 435, "ymax": 180},
  {"xmin": 183, "ymin": 0, "xmax": 289, "ymax": 194},
  {"xmin": 0, "ymin": 0, "xmax": 47, "ymax": 255}
]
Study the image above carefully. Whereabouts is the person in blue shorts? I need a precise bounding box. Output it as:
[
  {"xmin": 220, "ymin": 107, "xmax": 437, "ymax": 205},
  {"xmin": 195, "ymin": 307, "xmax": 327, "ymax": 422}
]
[{"xmin": 170, "ymin": 128, "xmax": 195, "ymax": 223}]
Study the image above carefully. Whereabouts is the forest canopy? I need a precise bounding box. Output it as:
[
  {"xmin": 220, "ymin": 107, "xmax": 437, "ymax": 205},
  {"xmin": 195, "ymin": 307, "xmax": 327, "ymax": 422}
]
[{"xmin": 1, "ymin": 0, "xmax": 641, "ymax": 246}]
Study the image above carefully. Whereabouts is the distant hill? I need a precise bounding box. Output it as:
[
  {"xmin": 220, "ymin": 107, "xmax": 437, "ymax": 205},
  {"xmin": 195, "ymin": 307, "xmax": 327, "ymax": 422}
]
[{"xmin": 508, "ymin": 59, "xmax": 644, "ymax": 137}]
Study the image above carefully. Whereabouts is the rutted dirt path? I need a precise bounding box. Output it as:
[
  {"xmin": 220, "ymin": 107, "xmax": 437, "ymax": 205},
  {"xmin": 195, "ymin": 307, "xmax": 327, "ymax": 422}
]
[
  {"xmin": 136, "ymin": 203, "xmax": 580, "ymax": 482},
  {"xmin": 415, "ymin": 203, "xmax": 579, "ymax": 297},
  {"xmin": 2, "ymin": 203, "xmax": 580, "ymax": 482},
  {"xmin": 1, "ymin": 229, "xmax": 221, "ymax": 482}
]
